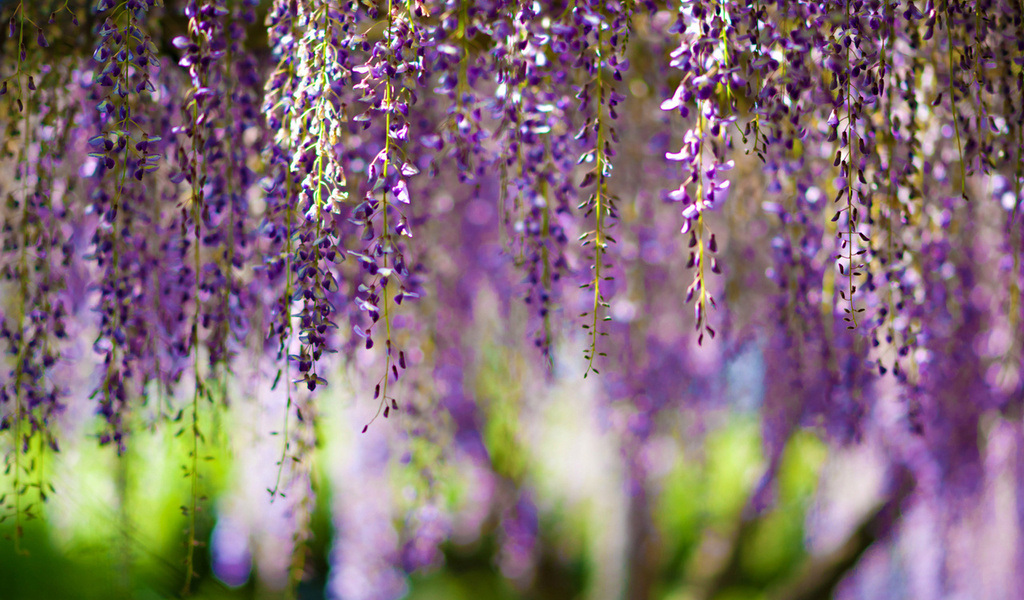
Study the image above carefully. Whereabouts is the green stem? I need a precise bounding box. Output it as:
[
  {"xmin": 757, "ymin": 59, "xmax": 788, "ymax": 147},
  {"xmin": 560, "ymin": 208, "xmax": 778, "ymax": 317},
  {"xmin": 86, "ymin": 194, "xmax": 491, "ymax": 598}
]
[
  {"xmin": 585, "ymin": 23, "xmax": 606, "ymax": 377},
  {"xmin": 943, "ymin": 1, "xmax": 967, "ymax": 198}
]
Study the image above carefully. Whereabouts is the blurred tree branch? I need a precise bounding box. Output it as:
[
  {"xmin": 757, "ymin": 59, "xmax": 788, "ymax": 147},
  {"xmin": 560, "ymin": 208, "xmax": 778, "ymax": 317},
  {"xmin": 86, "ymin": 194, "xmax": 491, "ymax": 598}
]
[
  {"xmin": 768, "ymin": 469, "xmax": 914, "ymax": 600},
  {"xmin": 688, "ymin": 467, "xmax": 915, "ymax": 600}
]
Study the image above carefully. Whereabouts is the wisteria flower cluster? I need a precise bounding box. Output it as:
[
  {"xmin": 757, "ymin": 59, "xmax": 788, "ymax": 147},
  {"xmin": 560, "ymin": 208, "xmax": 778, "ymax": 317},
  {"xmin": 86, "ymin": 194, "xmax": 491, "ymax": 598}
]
[{"xmin": 1, "ymin": 0, "xmax": 1023, "ymax": 595}]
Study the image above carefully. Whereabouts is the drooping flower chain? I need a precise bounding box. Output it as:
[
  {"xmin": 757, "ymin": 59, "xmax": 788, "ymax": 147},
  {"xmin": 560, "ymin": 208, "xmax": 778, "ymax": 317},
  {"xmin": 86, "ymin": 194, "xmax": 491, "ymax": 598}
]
[
  {"xmin": 496, "ymin": 1, "xmax": 574, "ymax": 361},
  {"xmin": 351, "ymin": 0, "xmax": 422, "ymax": 425},
  {"xmin": 661, "ymin": 0, "xmax": 736, "ymax": 345},
  {"xmin": 86, "ymin": 0, "xmax": 162, "ymax": 451},
  {"xmin": 571, "ymin": 0, "xmax": 629, "ymax": 375}
]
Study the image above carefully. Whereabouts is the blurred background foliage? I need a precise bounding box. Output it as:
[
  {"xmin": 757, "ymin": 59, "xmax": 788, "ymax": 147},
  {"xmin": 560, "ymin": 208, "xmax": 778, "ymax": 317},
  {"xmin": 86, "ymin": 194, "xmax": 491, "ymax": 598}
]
[{"xmin": 1, "ymin": 338, "xmax": 837, "ymax": 600}]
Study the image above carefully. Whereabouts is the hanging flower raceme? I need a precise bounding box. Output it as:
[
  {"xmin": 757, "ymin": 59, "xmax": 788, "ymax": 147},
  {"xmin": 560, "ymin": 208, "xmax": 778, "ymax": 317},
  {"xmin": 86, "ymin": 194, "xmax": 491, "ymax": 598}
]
[
  {"xmin": 206, "ymin": 0, "xmax": 263, "ymax": 379},
  {"xmin": 170, "ymin": 0, "xmax": 226, "ymax": 379},
  {"xmin": 348, "ymin": 0, "xmax": 425, "ymax": 425},
  {"xmin": 263, "ymin": 0, "xmax": 358, "ymax": 393},
  {"xmin": 85, "ymin": 0, "xmax": 163, "ymax": 451},
  {"xmin": 0, "ymin": 65, "xmax": 75, "ymax": 532},
  {"xmin": 172, "ymin": 0, "xmax": 248, "ymax": 375},
  {"xmin": 430, "ymin": 0, "xmax": 503, "ymax": 183},
  {"xmin": 170, "ymin": 0, "xmax": 236, "ymax": 589},
  {"xmin": 565, "ymin": 0, "xmax": 631, "ymax": 375},
  {"xmin": 495, "ymin": 1, "xmax": 574, "ymax": 361},
  {"xmin": 660, "ymin": 0, "xmax": 737, "ymax": 345}
]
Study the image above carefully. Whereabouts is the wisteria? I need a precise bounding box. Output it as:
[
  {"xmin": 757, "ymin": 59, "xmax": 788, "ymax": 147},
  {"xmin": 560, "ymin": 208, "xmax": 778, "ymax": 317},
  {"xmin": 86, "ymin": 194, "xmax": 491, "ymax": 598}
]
[{"xmin": 1, "ymin": 0, "xmax": 1024, "ymax": 596}]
